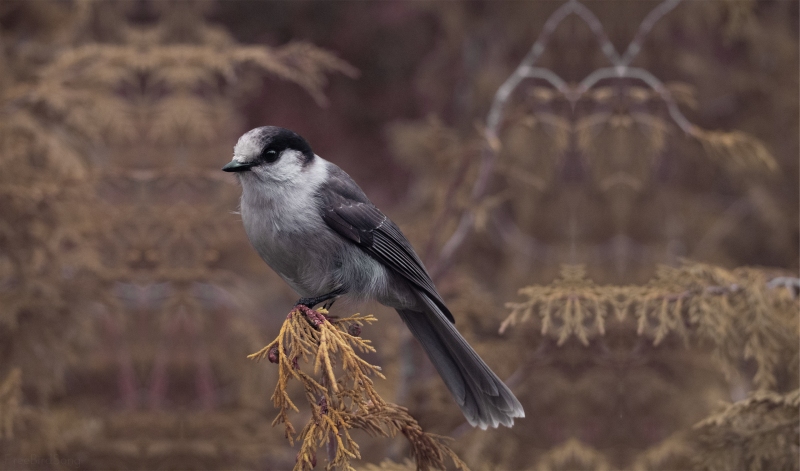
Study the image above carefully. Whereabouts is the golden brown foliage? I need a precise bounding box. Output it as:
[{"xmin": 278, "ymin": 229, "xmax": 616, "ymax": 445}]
[
  {"xmin": 532, "ymin": 438, "xmax": 613, "ymax": 471},
  {"xmin": 356, "ymin": 459, "xmax": 418, "ymax": 471},
  {"xmin": 0, "ymin": 369, "xmax": 21, "ymax": 439},
  {"xmin": 691, "ymin": 389, "xmax": 800, "ymax": 471},
  {"xmin": 503, "ymin": 261, "xmax": 798, "ymax": 390},
  {"xmin": 249, "ymin": 307, "xmax": 467, "ymax": 471}
]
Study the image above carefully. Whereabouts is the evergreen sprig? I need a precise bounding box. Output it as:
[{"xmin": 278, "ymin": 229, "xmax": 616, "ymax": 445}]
[{"xmin": 249, "ymin": 307, "xmax": 468, "ymax": 471}]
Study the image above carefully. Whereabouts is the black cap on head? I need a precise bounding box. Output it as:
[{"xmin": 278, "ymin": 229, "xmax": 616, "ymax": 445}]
[
  {"xmin": 225, "ymin": 126, "xmax": 315, "ymax": 172},
  {"xmin": 251, "ymin": 126, "xmax": 314, "ymax": 166}
]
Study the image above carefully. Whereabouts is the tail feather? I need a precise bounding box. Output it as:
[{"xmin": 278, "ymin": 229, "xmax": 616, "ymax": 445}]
[{"xmin": 397, "ymin": 295, "xmax": 525, "ymax": 429}]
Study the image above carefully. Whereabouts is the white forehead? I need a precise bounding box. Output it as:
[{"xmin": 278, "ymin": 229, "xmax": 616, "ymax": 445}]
[{"xmin": 233, "ymin": 129, "xmax": 264, "ymax": 162}]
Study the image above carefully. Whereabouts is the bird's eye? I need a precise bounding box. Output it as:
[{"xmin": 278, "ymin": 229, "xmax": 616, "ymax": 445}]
[{"xmin": 262, "ymin": 149, "xmax": 279, "ymax": 163}]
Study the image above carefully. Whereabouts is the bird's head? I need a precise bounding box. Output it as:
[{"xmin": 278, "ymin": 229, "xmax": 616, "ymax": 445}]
[{"xmin": 223, "ymin": 126, "xmax": 315, "ymax": 184}]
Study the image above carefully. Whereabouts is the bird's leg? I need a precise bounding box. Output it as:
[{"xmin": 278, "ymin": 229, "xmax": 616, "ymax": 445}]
[
  {"xmin": 295, "ymin": 288, "xmax": 345, "ymax": 327},
  {"xmin": 296, "ymin": 287, "xmax": 346, "ymax": 309},
  {"xmin": 322, "ymin": 298, "xmax": 337, "ymax": 310}
]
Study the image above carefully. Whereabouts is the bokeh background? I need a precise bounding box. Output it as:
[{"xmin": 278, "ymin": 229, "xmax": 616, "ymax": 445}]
[{"xmin": 0, "ymin": 0, "xmax": 798, "ymax": 470}]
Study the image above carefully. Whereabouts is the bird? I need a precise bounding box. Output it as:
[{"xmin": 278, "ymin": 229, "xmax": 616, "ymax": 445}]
[{"xmin": 222, "ymin": 126, "xmax": 524, "ymax": 429}]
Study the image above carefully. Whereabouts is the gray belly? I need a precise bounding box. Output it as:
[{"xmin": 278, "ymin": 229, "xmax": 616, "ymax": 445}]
[
  {"xmin": 239, "ymin": 190, "xmax": 419, "ymax": 311},
  {"xmin": 243, "ymin": 214, "xmax": 418, "ymax": 309},
  {"xmin": 245, "ymin": 216, "xmax": 339, "ymax": 297}
]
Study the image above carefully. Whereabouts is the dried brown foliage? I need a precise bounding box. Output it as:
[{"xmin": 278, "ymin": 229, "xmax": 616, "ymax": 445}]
[
  {"xmin": 503, "ymin": 261, "xmax": 798, "ymax": 390},
  {"xmin": 691, "ymin": 389, "xmax": 799, "ymax": 471},
  {"xmin": 0, "ymin": 369, "xmax": 21, "ymax": 439},
  {"xmin": 249, "ymin": 307, "xmax": 467, "ymax": 471},
  {"xmin": 497, "ymin": 261, "xmax": 798, "ymax": 467},
  {"xmin": 532, "ymin": 438, "xmax": 613, "ymax": 471}
]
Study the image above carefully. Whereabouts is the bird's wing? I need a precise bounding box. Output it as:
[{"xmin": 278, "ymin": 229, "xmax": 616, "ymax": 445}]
[{"xmin": 316, "ymin": 166, "xmax": 454, "ymax": 323}]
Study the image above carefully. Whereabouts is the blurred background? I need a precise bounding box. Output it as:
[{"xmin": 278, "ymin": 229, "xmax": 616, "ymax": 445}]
[{"xmin": 0, "ymin": 0, "xmax": 797, "ymax": 470}]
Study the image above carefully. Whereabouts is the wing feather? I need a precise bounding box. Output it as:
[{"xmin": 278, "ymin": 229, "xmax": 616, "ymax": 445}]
[{"xmin": 316, "ymin": 165, "xmax": 454, "ymax": 323}]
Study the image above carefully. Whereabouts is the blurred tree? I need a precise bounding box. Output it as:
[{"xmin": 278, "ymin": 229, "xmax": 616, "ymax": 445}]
[
  {"xmin": 0, "ymin": 1, "xmax": 356, "ymax": 469},
  {"xmin": 381, "ymin": 1, "xmax": 798, "ymax": 469}
]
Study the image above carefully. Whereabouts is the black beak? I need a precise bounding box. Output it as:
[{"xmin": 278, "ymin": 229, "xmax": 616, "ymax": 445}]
[{"xmin": 222, "ymin": 160, "xmax": 253, "ymax": 172}]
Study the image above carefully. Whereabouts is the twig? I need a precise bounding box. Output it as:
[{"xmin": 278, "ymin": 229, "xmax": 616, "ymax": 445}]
[
  {"xmin": 249, "ymin": 307, "xmax": 469, "ymax": 471},
  {"xmin": 575, "ymin": 66, "xmax": 695, "ymax": 133},
  {"xmin": 620, "ymin": 0, "xmax": 682, "ymax": 65},
  {"xmin": 431, "ymin": 0, "xmax": 684, "ymax": 275}
]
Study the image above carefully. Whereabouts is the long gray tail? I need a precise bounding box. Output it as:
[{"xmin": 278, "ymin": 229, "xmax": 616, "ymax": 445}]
[{"xmin": 397, "ymin": 295, "xmax": 525, "ymax": 429}]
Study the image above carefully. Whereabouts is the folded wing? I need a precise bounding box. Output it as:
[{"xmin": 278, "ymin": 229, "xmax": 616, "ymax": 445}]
[{"xmin": 315, "ymin": 166, "xmax": 454, "ymax": 323}]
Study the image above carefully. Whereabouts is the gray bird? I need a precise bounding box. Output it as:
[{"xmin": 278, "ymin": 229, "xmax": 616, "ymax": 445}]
[{"xmin": 223, "ymin": 126, "xmax": 524, "ymax": 429}]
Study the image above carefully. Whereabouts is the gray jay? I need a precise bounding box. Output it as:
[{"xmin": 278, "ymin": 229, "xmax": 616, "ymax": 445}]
[{"xmin": 223, "ymin": 126, "xmax": 524, "ymax": 429}]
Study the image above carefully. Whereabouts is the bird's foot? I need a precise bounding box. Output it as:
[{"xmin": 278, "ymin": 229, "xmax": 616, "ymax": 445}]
[
  {"xmin": 322, "ymin": 298, "xmax": 337, "ymax": 310},
  {"xmin": 296, "ymin": 287, "xmax": 346, "ymax": 310},
  {"xmin": 293, "ymin": 304, "xmax": 328, "ymax": 327},
  {"xmin": 293, "ymin": 288, "xmax": 345, "ymax": 326},
  {"xmin": 297, "ymin": 297, "xmax": 319, "ymax": 308}
]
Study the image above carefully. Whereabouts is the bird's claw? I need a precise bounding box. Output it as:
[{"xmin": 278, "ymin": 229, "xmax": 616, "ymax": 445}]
[{"xmin": 294, "ymin": 304, "xmax": 329, "ymax": 327}]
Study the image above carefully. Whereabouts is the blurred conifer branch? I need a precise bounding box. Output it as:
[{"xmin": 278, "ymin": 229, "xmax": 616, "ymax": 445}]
[
  {"xmin": 690, "ymin": 389, "xmax": 799, "ymax": 471},
  {"xmin": 0, "ymin": 369, "xmax": 21, "ymax": 439},
  {"xmin": 0, "ymin": 0, "xmax": 357, "ymax": 465},
  {"xmin": 16, "ymin": 36, "xmax": 356, "ymax": 147},
  {"xmin": 234, "ymin": 41, "xmax": 359, "ymax": 106},
  {"xmin": 531, "ymin": 438, "xmax": 613, "ymax": 471},
  {"xmin": 629, "ymin": 433, "xmax": 694, "ymax": 471},
  {"xmin": 248, "ymin": 306, "xmax": 468, "ymax": 471},
  {"xmin": 0, "ymin": 0, "xmax": 356, "ymax": 398},
  {"xmin": 503, "ymin": 261, "xmax": 799, "ymax": 390},
  {"xmin": 356, "ymin": 459, "xmax": 418, "ymax": 471}
]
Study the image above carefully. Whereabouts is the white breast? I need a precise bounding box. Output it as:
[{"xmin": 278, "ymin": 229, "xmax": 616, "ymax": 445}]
[{"xmin": 238, "ymin": 156, "xmax": 335, "ymax": 296}]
